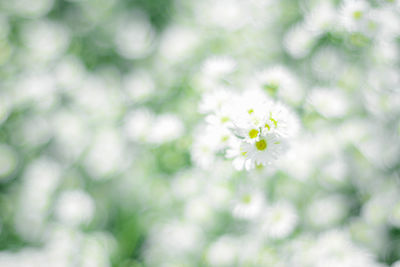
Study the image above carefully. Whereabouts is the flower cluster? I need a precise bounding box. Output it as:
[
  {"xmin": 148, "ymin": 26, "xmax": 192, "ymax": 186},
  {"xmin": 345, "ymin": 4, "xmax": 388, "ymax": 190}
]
[{"xmin": 194, "ymin": 86, "xmax": 299, "ymax": 170}]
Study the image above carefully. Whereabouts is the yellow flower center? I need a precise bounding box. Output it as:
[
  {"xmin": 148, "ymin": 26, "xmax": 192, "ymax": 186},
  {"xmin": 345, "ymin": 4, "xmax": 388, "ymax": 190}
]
[
  {"xmin": 248, "ymin": 129, "xmax": 259, "ymax": 139},
  {"xmin": 242, "ymin": 194, "xmax": 252, "ymax": 204},
  {"xmin": 221, "ymin": 135, "xmax": 230, "ymax": 142},
  {"xmin": 264, "ymin": 123, "xmax": 271, "ymax": 131},
  {"xmin": 255, "ymin": 139, "xmax": 267, "ymax": 151},
  {"xmin": 256, "ymin": 163, "xmax": 264, "ymax": 170},
  {"xmin": 220, "ymin": 116, "xmax": 230, "ymax": 123},
  {"xmin": 248, "ymin": 108, "xmax": 254, "ymax": 114},
  {"xmin": 353, "ymin": 11, "xmax": 363, "ymax": 20}
]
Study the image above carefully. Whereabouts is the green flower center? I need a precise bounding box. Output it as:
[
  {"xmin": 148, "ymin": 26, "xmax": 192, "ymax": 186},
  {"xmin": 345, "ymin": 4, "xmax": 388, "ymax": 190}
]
[
  {"xmin": 264, "ymin": 82, "xmax": 279, "ymax": 96},
  {"xmin": 221, "ymin": 135, "xmax": 230, "ymax": 142},
  {"xmin": 255, "ymin": 139, "xmax": 267, "ymax": 151},
  {"xmin": 242, "ymin": 194, "xmax": 252, "ymax": 204},
  {"xmin": 270, "ymin": 117, "xmax": 278, "ymax": 127},
  {"xmin": 353, "ymin": 11, "xmax": 363, "ymax": 20},
  {"xmin": 248, "ymin": 129, "xmax": 259, "ymax": 139},
  {"xmin": 220, "ymin": 116, "xmax": 230, "ymax": 123}
]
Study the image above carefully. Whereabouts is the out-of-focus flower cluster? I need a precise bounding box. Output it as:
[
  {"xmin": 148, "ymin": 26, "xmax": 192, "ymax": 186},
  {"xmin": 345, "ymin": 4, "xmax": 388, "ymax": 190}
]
[{"xmin": 0, "ymin": 0, "xmax": 400, "ymax": 266}]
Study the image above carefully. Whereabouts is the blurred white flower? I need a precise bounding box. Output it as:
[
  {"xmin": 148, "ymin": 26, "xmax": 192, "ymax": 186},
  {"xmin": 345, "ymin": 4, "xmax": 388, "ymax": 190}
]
[
  {"xmin": 14, "ymin": 71, "xmax": 57, "ymax": 108},
  {"xmin": 5, "ymin": 0, "xmax": 54, "ymax": 18},
  {"xmin": 255, "ymin": 65, "xmax": 304, "ymax": 105},
  {"xmin": 206, "ymin": 236, "xmax": 238, "ymax": 266},
  {"xmin": 194, "ymin": 0, "xmax": 252, "ymax": 30},
  {"xmin": 51, "ymin": 110, "xmax": 90, "ymax": 160},
  {"xmin": 15, "ymin": 158, "xmax": 62, "ymax": 241},
  {"xmin": 284, "ymin": 23, "xmax": 319, "ymax": 59},
  {"xmin": 21, "ymin": 20, "xmax": 70, "ymax": 62},
  {"xmin": 305, "ymin": 1, "xmax": 337, "ymax": 34},
  {"xmin": 148, "ymin": 114, "xmax": 184, "ymax": 144},
  {"xmin": 114, "ymin": 11, "xmax": 155, "ymax": 59},
  {"xmin": 339, "ymin": 0, "xmax": 370, "ymax": 32},
  {"xmin": 145, "ymin": 221, "xmax": 203, "ymax": 261},
  {"xmin": 198, "ymin": 87, "xmax": 235, "ymax": 114},
  {"xmin": 123, "ymin": 108, "xmax": 154, "ymax": 143},
  {"xmin": 311, "ymin": 47, "xmax": 344, "ymax": 81},
  {"xmin": 261, "ymin": 201, "xmax": 298, "ymax": 239},
  {"xmin": 84, "ymin": 128, "xmax": 129, "ymax": 179},
  {"xmin": 54, "ymin": 56, "xmax": 86, "ymax": 90},
  {"xmin": 191, "ymin": 125, "xmax": 220, "ymax": 169},
  {"xmin": 54, "ymin": 190, "xmax": 95, "ymax": 227},
  {"xmin": 201, "ymin": 56, "xmax": 237, "ymax": 78},
  {"xmin": 308, "ymin": 87, "xmax": 350, "ymax": 118},
  {"xmin": 232, "ymin": 189, "xmax": 265, "ymax": 220},
  {"xmin": 158, "ymin": 25, "xmax": 199, "ymax": 63},
  {"xmin": 307, "ymin": 195, "xmax": 348, "ymax": 228},
  {"xmin": 123, "ymin": 69, "xmax": 155, "ymax": 102},
  {"xmin": 17, "ymin": 115, "xmax": 52, "ymax": 147}
]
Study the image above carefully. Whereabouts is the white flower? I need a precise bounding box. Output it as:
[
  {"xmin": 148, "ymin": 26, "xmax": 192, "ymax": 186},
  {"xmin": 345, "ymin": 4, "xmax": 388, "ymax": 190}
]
[
  {"xmin": 261, "ymin": 201, "xmax": 298, "ymax": 239},
  {"xmin": 114, "ymin": 11, "xmax": 155, "ymax": 59},
  {"xmin": 84, "ymin": 128, "xmax": 128, "ymax": 179},
  {"xmin": 195, "ymin": 0, "xmax": 252, "ymax": 31},
  {"xmin": 201, "ymin": 56, "xmax": 237, "ymax": 78},
  {"xmin": 284, "ymin": 23, "xmax": 319, "ymax": 59},
  {"xmin": 122, "ymin": 69, "xmax": 155, "ymax": 102},
  {"xmin": 159, "ymin": 25, "xmax": 199, "ymax": 63},
  {"xmin": 21, "ymin": 19, "xmax": 70, "ymax": 62},
  {"xmin": 198, "ymin": 87, "xmax": 235, "ymax": 114},
  {"xmin": 340, "ymin": 0, "xmax": 370, "ymax": 32},
  {"xmin": 148, "ymin": 114, "xmax": 184, "ymax": 144},
  {"xmin": 198, "ymin": 86, "xmax": 299, "ymax": 170},
  {"xmin": 206, "ymin": 236, "xmax": 238, "ymax": 266},
  {"xmin": 191, "ymin": 126, "xmax": 221, "ymax": 169},
  {"xmin": 311, "ymin": 47, "xmax": 344, "ymax": 81},
  {"xmin": 54, "ymin": 190, "xmax": 95, "ymax": 227},
  {"xmin": 305, "ymin": 1, "xmax": 337, "ymax": 34},
  {"xmin": 123, "ymin": 109, "xmax": 154, "ymax": 142},
  {"xmin": 306, "ymin": 195, "xmax": 348, "ymax": 228},
  {"xmin": 232, "ymin": 189, "xmax": 266, "ymax": 220},
  {"xmin": 240, "ymin": 134, "xmax": 287, "ymax": 168},
  {"xmin": 255, "ymin": 65, "xmax": 304, "ymax": 105},
  {"xmin": 308, "ymin": 87, "xmax": 350, "ymax": 118}
]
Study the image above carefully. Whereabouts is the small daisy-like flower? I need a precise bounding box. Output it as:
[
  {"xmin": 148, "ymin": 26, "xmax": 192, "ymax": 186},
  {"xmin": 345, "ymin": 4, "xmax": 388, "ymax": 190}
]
[
  {"xmin": 232, "ymin": 189, "xmax": 266, "ymax": 220},
  {"xmin": 240, "ymin": 134, "xmax": 288, "ymax": 168},
  {"xmin": 304, "ymin": 1, "xmax": 337, "ymax": 34},
  {"xmin": 260, "ymin": 201, "xmax": 298, "ymax": 239},
  {"xmin": 198, "ymin": 87, "xmax": 234, "ymax": 114},
  {"xmin": 255, "ymin": 65, "xmax": 303, "ymax": 105},
  {"xmin": 284, "ymin": 23, "xmax": 319, "ymax": 59},
  {"xmin": 201, "ymin": 56, "xmax": 237, "ymax": 78},
  {"xmin": 308, "ymin": 87, "xmax": 350, "ymax": 118},
  {"xmin": 340, "ymin": 0, "xmax": 370, "ymax": 32}
]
